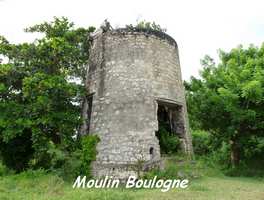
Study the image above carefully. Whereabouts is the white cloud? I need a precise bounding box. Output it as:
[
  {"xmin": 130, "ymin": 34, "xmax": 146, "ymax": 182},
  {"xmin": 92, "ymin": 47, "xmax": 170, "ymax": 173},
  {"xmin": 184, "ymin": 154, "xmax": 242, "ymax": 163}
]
[{"xmin": 0, "ymin": 0, "xmax": 263, "ymax": 80}]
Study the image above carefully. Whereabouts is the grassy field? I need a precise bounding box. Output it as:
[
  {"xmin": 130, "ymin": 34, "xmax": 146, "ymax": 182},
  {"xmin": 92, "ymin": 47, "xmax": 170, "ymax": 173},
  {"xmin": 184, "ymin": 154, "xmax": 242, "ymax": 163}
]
[
  {"xmin": 0, "ymin": 165, "xmax": 263, "ymax": 200},
  {"xmin": 0, "ymin": 172, "xmax": 263, "ymax": 200}
]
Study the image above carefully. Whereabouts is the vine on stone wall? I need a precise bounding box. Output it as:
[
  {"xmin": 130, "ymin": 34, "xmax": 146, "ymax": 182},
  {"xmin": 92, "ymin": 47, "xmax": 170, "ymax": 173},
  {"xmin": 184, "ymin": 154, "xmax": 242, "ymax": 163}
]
[{"xmin": 81, "ymin": 135, "xmax": 100, "ymax": 177}]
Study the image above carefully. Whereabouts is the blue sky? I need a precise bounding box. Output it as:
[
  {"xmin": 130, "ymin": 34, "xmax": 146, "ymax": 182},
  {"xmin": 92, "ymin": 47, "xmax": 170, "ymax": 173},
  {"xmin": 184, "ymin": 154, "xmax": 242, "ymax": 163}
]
[{"xmin": 0, "ymin": 0, "xmax": 263, "ymax": 80}]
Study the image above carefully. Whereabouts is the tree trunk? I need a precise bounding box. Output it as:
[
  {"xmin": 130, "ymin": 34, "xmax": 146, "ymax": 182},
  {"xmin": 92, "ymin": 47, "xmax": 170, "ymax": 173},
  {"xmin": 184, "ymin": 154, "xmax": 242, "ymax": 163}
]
[{"xmin": 230, "ymin": 138, "xmax": 240, "ymax": 168}]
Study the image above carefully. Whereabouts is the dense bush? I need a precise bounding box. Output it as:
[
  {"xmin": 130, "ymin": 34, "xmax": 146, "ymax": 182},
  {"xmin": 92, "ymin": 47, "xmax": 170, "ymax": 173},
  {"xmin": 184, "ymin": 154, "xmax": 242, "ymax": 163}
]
[
  {"xmin": 156, "ymin": 126, "xmax": 180, "ymax": 155},
  {"xmin": 209, "ymin": 142, "xmax": 231, "ymax": 167},
  {"xmin": 0, "ymin": 131, "xmax": 34, "ymax": 172},
  {"xmin": 191, "ymin": 130, "xmax": 211, "ymax": 156},
  {"xmin": 192, "ymin": 130, "xmax": 264, "ymax": 177},
  {"xmin": 192, "ymin": 131, "xmax": 236, "ymax": 168},
  {"xmin": 0, "ymin": 131, "xmax": 100, "ymax": 180},
  {"xmin": 46, "ymin": 134, "xmax": 100, "ymax": 180},
  {"xmin": 47, "ymin": 146, "xmax": 83, "ymax": 181}
]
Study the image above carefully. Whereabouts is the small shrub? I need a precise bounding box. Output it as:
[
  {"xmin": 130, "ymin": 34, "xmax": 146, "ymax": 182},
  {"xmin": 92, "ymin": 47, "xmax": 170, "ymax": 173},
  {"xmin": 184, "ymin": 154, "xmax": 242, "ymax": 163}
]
[{"xmin": 126, "ymin": 20, "xmax": 167, "ymax": 32}]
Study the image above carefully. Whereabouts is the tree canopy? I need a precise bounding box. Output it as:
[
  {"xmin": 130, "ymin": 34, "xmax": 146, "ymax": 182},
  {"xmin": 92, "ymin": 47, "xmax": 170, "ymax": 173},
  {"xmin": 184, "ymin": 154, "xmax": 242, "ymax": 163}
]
[
  {"xmin": 0, "ymin": 17, "xmax": 95, "ymax": 171},
  {"xmin": 185, "ymin": 45, "xmax": 264, "ymax": 167}
]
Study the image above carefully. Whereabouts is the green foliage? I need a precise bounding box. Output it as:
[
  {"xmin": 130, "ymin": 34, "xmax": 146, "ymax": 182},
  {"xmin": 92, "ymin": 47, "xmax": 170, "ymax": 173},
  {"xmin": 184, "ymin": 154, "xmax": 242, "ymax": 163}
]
[
  {"xmin": 192, "ymin": 131, "xmax": 264, "ymax": 177},
  {"xmin": 185, "ymin": 45, "xmax": 264, "ymax": 167},
  {"xmin": 49, "ymin": 134, "xmax": 99, "ymax": 179},
  {"xmin": 156, "ymin": 125, "xmax": 180, "ymax": 154},
  {"xmin": 126, "ymin": 20, "xmax": 167, "ymax": 32},
  {"xmin": 191, "ymin": 130, "xmax": 232, "ymax": 169},
  {"xmin": 80, "ymin": 135, "xmax": 100, "ymax": 177},
  {"xmin": 0, "ymin": 161, "xmax": 14, "ymax": 176},
  {"xmin": 241, "ymin": 136, "xmax": 264, "ymax": 159},
  {"xmin": 24, "ymin": 17, "xmax": 96, "ymax": 80},
  {"xmin": 0, "ymin": 17, "xmax": 95, "ymax": 172},
  {"xmin": 191, "ymin": 130, "xmax": 211, "ymax": 156},
  {"xmin": 0, "ymin": 131, "xmax": 34, "ymax": 172},
  {"xmin": 45, "ymin": 143, "xmax": 83, "ymax": 181},
  {"xmin": 27, "ymin": 134, "xmax": 100, "ymax": 180},
  {"xmin": 210, "ymin": 142, "xmax": 231, "ymax": 167},
  {"xmin": 22, "ymin": 72, "xmax": 81, "ymax": 148}
]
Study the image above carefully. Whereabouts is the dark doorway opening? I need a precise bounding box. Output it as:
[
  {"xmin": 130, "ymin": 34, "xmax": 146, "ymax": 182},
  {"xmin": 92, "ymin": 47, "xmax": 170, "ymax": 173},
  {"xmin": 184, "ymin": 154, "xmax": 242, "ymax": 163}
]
[
  {"xmin": 155, "ymin": 101, "xmax": 184, "ymax": 155},
  {"xmin": 79, "ymin": 93, "xmax": 94, "ymax": 136},
  {"xmin": 86, "ymin": 94, "xmax": 93, "ymax": 134}
]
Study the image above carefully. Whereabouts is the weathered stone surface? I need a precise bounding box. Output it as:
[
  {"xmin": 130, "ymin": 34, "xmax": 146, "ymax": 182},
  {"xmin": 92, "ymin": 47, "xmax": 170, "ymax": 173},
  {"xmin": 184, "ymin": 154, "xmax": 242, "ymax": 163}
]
[{"xmin": 84, "ymin": 28, "xmax": 193, "ymax": 179}]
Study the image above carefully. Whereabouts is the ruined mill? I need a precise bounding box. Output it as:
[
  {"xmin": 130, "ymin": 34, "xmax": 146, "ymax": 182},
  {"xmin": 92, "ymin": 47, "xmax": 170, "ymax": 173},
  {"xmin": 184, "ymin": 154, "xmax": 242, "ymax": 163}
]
[{"xmin": 82, "ymin": 24, "xmax": 193, "ymax": 179}]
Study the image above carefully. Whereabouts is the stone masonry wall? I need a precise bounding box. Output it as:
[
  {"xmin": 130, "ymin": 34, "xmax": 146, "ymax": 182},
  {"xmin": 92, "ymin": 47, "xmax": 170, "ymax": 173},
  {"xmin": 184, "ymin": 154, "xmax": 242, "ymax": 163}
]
[{"xmin": 85, "ymin": 29, "xmax": 193, "ymax": 179}]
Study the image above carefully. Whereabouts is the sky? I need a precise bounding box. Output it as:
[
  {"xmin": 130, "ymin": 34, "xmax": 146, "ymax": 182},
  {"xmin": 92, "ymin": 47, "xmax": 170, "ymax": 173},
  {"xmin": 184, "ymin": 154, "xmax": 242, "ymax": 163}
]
[{"xmin": 0, "ymin": 0, "xmax": 263, "ymax": 80}]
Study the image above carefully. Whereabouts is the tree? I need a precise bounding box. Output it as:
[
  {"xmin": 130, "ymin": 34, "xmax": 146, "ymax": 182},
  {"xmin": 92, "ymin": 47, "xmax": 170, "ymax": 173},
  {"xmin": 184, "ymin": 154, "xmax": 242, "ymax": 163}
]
[
  {"xmin": 185, "ymin": 45, "xmax": 264, "ymax": 167},
  {"xmin": 0, "ymin": 17, "xmax": 95, "ymax": 171}
]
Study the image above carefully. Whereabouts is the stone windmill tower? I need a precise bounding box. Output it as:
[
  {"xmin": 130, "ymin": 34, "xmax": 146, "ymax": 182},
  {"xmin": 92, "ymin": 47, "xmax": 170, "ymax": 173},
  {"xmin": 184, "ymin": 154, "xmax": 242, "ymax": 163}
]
[{"xmin": 82, "ymin": 23, "xmax": 193, "ymax": 179}]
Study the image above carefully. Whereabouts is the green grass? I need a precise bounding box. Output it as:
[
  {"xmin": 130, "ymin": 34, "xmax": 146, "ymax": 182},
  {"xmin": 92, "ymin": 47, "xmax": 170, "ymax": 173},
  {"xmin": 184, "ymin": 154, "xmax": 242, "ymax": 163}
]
[{"xmin": 0, "ymin": 159, "xmax": 263, "ymax": 200}]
